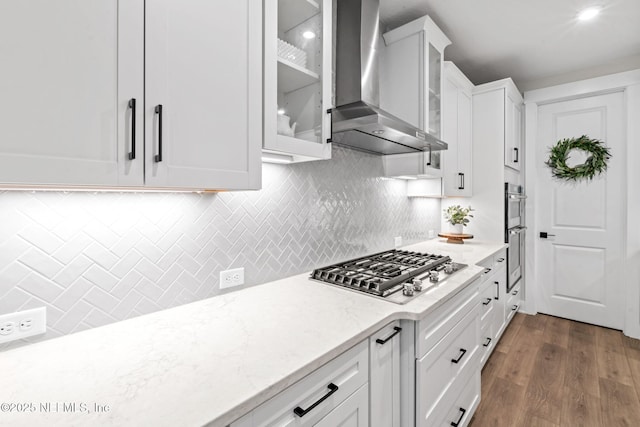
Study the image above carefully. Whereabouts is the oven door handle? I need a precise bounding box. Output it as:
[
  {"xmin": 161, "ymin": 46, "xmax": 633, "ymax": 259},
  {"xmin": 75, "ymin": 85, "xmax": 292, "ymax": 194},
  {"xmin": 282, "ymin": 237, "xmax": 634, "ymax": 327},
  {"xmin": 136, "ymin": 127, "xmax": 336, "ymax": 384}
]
[
  {"xmin": 509, "ymin": 226, "xmax": 527, "ymax": 235},
  {"xmin": 507, "ymin": 194, "xmax": 527, "ymax": 200}
]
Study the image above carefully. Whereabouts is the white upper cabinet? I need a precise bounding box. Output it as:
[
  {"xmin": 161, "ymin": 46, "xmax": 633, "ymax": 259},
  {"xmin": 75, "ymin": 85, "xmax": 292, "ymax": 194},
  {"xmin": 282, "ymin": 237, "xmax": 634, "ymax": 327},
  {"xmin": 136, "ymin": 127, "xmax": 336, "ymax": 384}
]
[
  {"xmin": 0, "ymin": 0, "xmax": 262, "ymax": 190},
  {"xmin": 145, "ymin": 0, "xmax": 262, "ymax": 189},
  {"xmin": 262, "ymin": 0, "xmax": 332, "ymax": 163},
  {"xmin": 0, "ymin": 0, "xmax": 144, "ymax": 187},
  {"xmin": 504, "ymin": 90, "xmax": 523, "ymax": 171},
  {"xmin": 442, "ymin": 62, "xmax": 473, "ymax": 197},
  {"xmin": 380, "ymin": 16, "xmax": 451, "ymax": 179}
]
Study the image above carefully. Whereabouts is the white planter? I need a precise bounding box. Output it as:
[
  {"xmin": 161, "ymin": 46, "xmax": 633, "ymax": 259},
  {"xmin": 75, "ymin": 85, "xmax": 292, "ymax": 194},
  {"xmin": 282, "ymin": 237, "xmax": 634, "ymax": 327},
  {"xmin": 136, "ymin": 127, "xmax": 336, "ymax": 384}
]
[{"xmin": 448, "ymin": 223, "xmax": 463, "ymax": 234}]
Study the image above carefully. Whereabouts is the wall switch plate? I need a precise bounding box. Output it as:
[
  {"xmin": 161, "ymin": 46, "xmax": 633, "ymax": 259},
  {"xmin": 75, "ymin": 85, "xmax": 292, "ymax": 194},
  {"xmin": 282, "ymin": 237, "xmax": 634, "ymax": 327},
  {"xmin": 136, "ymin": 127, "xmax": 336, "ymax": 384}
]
[
  {"xmin": 0, "ymin": 307, "xmax": 46, "ymax": 344},
  {"xmin": 220, "ymin": 268, "xmax": 245, "ymax": 289},
  {"xmin": 394, "ymin": 236, "xmax": 402, "ymax": 248},
  {"xmin": 428, "ymin": 230, "xmax": 435, "ymax": 239}
]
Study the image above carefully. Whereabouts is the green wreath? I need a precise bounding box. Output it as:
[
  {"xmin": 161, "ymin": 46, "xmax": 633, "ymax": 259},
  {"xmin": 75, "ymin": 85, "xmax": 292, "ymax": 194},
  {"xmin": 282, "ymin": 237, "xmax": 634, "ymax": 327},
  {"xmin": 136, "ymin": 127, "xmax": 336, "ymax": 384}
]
[{"xmin": 545, "ymin": 135, "xmax": 611, "ymax": 181}]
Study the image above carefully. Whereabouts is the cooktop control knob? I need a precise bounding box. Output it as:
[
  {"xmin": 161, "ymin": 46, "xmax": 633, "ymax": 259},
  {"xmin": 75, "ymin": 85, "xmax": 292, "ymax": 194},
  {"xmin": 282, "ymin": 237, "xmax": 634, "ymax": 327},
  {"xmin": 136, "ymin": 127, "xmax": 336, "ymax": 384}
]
[
  {"xmin": 428, "ymin": 271, "xmax": 439, "ymax": 283},
  {"xmin": 412, "ymin": 278, "xmax": 423, "ymax": 292},
  {"xmin": 403, "ymin": 283, "xmax": 415, "ymax": 296},
  {"xmin": 444, "ymin": 263, "xmax": 455, "ymax": 274}
]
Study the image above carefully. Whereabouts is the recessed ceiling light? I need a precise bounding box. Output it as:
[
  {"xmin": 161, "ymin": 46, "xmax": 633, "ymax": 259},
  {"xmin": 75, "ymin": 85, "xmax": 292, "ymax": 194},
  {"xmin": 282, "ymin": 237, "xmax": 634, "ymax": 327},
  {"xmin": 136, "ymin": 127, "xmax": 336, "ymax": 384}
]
[
  {"xmin": 302, "ymin": 31, "xmax": 316, "ymax": 39},
  {"xmin": 577, "ymin": 7, "xmax": 601, "ymax": 21}
]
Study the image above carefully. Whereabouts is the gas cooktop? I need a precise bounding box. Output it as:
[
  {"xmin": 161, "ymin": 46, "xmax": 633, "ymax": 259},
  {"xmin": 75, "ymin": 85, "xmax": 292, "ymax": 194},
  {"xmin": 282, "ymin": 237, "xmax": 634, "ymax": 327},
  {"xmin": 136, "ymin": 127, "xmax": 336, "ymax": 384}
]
[{"xmin": 310, "ymin": 249, "xmax": 466, "ymax": 304}]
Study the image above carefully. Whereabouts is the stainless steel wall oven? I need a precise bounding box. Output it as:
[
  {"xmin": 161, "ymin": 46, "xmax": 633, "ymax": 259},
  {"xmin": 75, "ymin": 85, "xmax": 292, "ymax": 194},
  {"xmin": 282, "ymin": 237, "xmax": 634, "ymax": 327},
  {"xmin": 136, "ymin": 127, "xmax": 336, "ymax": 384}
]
[{"xmin": 505, "ymin": 183, "xmax": 526, "ymax": 292}]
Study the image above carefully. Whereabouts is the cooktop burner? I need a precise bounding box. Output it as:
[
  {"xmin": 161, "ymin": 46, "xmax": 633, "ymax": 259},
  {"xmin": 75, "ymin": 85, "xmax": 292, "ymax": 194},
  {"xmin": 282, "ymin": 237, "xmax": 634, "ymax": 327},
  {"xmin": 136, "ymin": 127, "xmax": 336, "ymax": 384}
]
[{"xmin": 311, "ymin": 249, "xmax": 466, "ymax": 304}]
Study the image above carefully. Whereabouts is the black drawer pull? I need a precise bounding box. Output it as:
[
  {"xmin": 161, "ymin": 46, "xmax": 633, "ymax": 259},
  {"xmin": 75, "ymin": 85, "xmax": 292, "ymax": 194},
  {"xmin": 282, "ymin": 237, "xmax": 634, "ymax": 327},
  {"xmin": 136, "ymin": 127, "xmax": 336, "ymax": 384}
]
[
  {"xmin": 128, "ymin": 98, "xmax": 136, "ymax": 160},
  {"xmin": 482, "ymin": 298, "xmax": 491, "ymax": 306},
  {"xmin": 293, "ymin": 383, "xmax": 339, "ymax": 417},
  {"xmin": 484, "ymin": 267, "xmax": 492, "ymax": 274},
  {"xmin": 376, "ymin": 326, "xmax": 402, "ymax": 345},
  {"xmin": 483, "ymin": 337, "xmax": 492, "ymax": 347},
  {"xmin": 512, "ymin": 305, "xmax": 519, "ymax": 311},
  {"xmin": 451, "ymin": 348, "xmax": 467, "ymax": 364},
  {"xmin": 512, "ymin": 290, "xmax": 519, "ymax": 296},
  {"xmin": 451, "ymin": 407, "xmax": 467, "ymax": 427},
  {"xmin": 496, "ymin": 257, "xmax": 505, "ymax": 263}
]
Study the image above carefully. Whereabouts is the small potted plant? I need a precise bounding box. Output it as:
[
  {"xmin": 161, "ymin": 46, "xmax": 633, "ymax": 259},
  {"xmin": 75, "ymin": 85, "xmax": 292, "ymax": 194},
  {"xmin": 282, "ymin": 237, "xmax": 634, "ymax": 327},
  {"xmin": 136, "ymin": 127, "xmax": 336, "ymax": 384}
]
[{"xmin": 443, "ymin": 205, "xmax": 474, "ymax": 234}]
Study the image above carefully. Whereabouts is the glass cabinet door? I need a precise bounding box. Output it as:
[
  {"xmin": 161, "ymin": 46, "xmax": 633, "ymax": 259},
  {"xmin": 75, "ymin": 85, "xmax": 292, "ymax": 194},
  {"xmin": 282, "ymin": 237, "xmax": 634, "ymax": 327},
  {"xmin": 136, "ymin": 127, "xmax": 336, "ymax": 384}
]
[{"xmin": 264, "ymin": 0, "xmax": 332, "ymax": 161}]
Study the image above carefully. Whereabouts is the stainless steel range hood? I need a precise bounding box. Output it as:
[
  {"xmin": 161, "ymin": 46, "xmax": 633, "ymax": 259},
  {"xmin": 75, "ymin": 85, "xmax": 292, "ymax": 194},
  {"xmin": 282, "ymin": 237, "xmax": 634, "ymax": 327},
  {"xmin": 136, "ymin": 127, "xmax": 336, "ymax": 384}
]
[{"xmin": 331, "ymin": 0, "xmax": 448, "ymax": 155}]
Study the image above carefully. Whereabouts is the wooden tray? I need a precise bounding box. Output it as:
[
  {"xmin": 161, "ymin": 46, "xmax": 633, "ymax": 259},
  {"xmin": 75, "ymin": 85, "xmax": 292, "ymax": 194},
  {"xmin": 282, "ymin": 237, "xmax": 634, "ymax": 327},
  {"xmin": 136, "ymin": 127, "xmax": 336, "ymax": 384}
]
[{"xmin": 438, "ymin": 232, "xmax": 474, "ymax": 244}]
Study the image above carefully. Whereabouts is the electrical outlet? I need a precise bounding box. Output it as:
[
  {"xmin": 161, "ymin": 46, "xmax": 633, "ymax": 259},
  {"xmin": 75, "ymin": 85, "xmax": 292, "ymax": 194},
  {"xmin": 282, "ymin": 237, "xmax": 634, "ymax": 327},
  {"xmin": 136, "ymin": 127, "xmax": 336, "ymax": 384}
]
[
  {"xmin": 0, "ymin": 307, "xmax": 46, "ymax": 344},
  {"xmin": 220, "ymin": 268, "xmax": 245, "ymax": 289},
  {"xmin": 394, "ymin": 236, "xmax": 402, "ymax": 248},
  {"xmin": 428, "ymin": 230, "xmax": 435, "ymax": 239}
]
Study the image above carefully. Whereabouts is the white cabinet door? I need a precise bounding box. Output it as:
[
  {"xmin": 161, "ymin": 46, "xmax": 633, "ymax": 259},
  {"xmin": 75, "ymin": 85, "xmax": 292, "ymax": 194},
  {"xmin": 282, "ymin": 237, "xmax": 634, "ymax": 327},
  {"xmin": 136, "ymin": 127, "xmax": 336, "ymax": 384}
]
[
  {"xmin": 315, "ymin": 385, "xmax": 369, "ymax": 427},
  {"xmin": 369, "ymin": 322, "xmax": 401, "ymax": 427},
  {"xmin": 504, "ymin": 91, "xmax": 523, "ymax": 171},
  {"xmin": 442, "ymin": 62, "xmax": 473, "ymax": 197},
  {"xmin": 0, "ymin": 0, "xmax": 144, "ymax": 187},
  {"xmin": 145, "ymin": 0, "xmax": 262, "ymax": 190},
  {"xmin": 457, "ymin": 89, "xmax": 473, "ymax": 196}
]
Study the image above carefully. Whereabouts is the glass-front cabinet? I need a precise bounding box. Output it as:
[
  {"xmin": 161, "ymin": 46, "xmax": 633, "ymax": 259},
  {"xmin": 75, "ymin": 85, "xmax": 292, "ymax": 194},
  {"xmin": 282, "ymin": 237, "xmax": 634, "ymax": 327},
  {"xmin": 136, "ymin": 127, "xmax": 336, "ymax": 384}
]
[
  {"xmin": 380, "ymin": 15, "xmax": 451, "ymax": 179},
  {"xmin": 263, "ymin": 0, "xmax": 332, "ymax": 163}
]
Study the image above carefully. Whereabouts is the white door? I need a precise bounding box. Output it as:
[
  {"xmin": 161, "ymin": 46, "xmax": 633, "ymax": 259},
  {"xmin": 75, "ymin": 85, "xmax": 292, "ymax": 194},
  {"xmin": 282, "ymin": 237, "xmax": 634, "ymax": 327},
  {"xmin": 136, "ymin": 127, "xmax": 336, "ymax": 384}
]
[
  {"xmin": 145, "ymin": 0, "xmax": 262, "ymax": 190},
  {"xmin": 535, "ymin": 91, "xmax": 625, "ymax": 329},
  {"xmin": 0, "ymin": 0, "xmax": 144, "ymax": 187}
]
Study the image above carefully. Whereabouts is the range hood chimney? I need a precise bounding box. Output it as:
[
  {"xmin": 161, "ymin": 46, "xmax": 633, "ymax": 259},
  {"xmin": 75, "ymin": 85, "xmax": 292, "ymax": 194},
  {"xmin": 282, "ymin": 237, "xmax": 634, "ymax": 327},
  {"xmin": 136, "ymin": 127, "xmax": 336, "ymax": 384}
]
[{"xmin": 331, "ymin": 0, "xmax": 448, "ymax": 155}]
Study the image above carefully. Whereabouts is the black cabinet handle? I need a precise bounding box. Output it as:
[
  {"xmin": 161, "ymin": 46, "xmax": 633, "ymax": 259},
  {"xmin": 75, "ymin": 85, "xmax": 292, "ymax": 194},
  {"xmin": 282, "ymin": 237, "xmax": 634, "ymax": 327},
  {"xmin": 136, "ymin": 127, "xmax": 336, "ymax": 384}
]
[
  {"xmin": 484, "ymin": 267, "xmax": 492, "ymax": 274},
  {"xmin": 155, "ymin": 104, "xmax": 163, "ymax": 162},
  {"xmin": 482, "ymin": 298, "xmax": 491, "ymax": 306},
  {"xmin": 293, "ymin": 383, "xmax": 339, "ymax": 417},
  {"xmin": 494, "ymin": 281, "xmax": 500, "ymax": 300},
  {"xmin": 426, "ymin": 145, "xmax": 432, "ymax": 166},
  {"xmin": 326, "ymin": 109, "xmax": 333, "ymax": 143},
  {"xmin": 128, "ymin": 98, "xmax": 136, "ymax": 160},
  {"xmin": 514, "ymin": 147, "xmax": 519, "ymax": 163},
  {"xmin": 512, "ymin": 305, "xmax": 519, "ymax": 311},
  {"xmin": 512, "ymin": 290, "xmax": 519, "ymax": 296},
  {"xmin": 451, "ymin": 348, "xmax": 467, "ymax": 364},
  {"xmin": 451, "ymin": 407, "xmax": 467, "ymax": 427},
  {"xmin": 496, "ymin": 258, "xmax": 505, "ymax": 263},
  {"xmin": 458, "ymin": 172, "xmax": 464, "ymax": 190},
  {"xmin": 376, "ymin": 326, "xmax": 402, "ymax": 345},
  {"xmin": 483, "ymin": 337, "xmax": 492, "ymax": 347}
]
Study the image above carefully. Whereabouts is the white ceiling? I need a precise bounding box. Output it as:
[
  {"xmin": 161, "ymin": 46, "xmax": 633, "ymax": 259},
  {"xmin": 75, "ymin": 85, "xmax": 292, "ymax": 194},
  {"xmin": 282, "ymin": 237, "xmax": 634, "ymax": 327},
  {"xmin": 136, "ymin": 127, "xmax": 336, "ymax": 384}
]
[{"xmin": 380, "ymin": 0, "xmax": 640, "ymax": 91}]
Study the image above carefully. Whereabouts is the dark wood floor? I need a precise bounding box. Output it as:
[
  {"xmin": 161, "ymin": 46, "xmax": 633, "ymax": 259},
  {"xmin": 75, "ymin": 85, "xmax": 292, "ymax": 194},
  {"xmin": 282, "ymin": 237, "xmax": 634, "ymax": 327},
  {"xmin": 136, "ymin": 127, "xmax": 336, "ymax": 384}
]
[{"xmin": 469, "ymin": 313, "xmax": 640, "ymax": 426}]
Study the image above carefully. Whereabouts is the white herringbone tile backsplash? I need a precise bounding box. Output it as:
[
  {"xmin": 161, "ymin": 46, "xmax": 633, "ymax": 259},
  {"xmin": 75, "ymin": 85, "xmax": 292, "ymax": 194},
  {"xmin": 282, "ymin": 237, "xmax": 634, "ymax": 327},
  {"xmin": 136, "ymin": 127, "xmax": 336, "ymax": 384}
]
[{"xmin": 0, "ymin": 147, "xmax": 440, "ymax": 349}]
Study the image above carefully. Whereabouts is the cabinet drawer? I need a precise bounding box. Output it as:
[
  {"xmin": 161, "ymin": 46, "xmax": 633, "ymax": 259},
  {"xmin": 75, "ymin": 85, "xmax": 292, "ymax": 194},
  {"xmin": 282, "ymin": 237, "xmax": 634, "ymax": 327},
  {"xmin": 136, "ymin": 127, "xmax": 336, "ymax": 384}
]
[
  {"xmin": 476, "ymin": 248, "xmax": 507, "ymax": 271},
  {"xmin": 432, "ymin": 370, "xmax": 481, "ymax": 427},
  {"xmin": 505, "ymin": 282, "xmax": 522, "ymax": 323},
  {"xmin": 237, "ymin": 340, "xmax": 368, "ymax": 426},
  {"xmin": 479, "ymin": 321, "xmax": 495, "ymax": 368},
  {"xmin": 416, "ymin": 278, "xmax": 479, "ymax": 359},
  {"xmin": 416, "ymin": 306, "xmax": 479, "ymax": 424},
  {"xmin": 478, "ymin": 280, "xmax": 496, "ymax": 327}
]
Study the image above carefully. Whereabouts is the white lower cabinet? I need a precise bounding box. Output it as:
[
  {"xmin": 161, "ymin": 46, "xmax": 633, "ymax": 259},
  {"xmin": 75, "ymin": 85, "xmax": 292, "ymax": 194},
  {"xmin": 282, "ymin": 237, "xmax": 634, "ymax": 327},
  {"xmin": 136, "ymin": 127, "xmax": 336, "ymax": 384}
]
[
  {"xmin": 231, "ymin": 341, "xmax": 368, "ymax": 427},
  {"xmin": 415, "ymin": 279, "xmax": 480, "ymax": 426},
  {"xmin": 369, "ymin": 321, "xmax": 401, "ymax": 427},
  {"xmin": 315, "ymin": 384, "xmax": 369, "ymax": 427}
]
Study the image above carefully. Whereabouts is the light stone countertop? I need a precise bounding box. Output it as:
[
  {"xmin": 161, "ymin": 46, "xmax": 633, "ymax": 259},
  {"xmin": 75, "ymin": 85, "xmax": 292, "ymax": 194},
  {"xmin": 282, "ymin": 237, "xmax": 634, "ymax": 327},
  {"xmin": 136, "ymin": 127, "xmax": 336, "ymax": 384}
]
[{"xmin": 0, "ymin": 239, "xmax": 506, "ymax": 427}]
